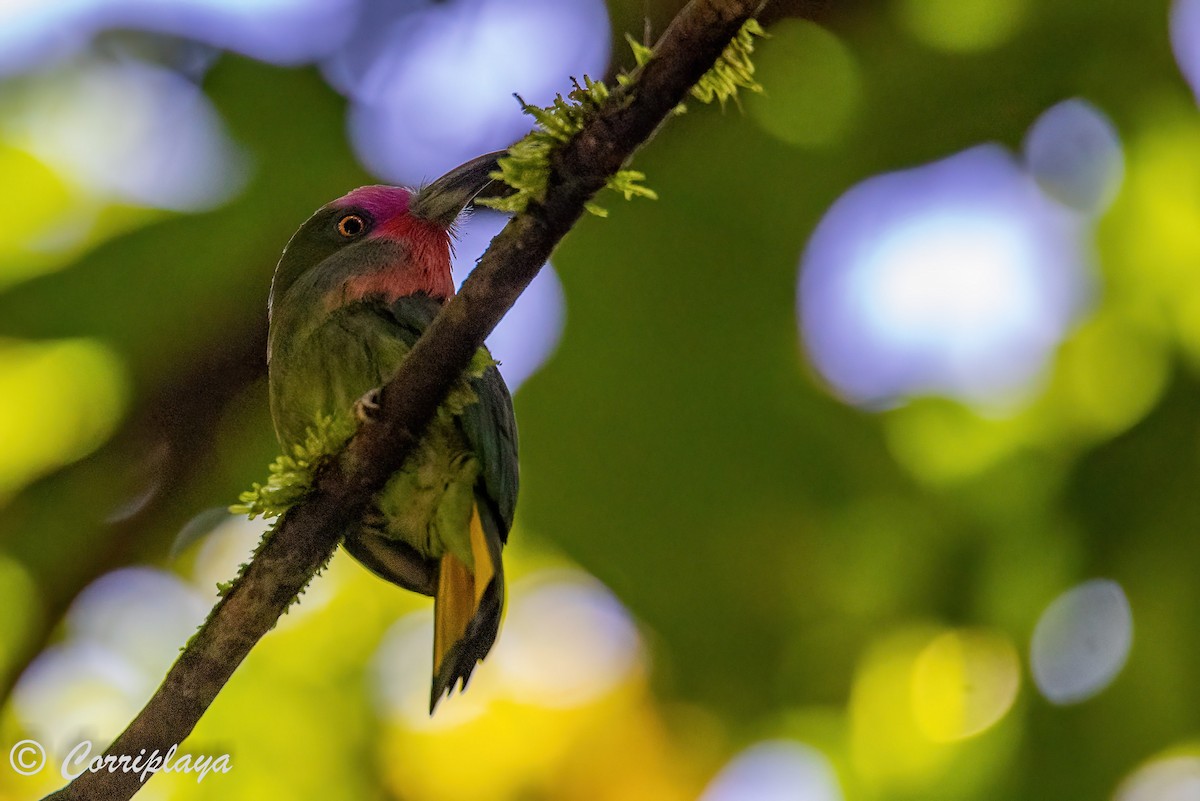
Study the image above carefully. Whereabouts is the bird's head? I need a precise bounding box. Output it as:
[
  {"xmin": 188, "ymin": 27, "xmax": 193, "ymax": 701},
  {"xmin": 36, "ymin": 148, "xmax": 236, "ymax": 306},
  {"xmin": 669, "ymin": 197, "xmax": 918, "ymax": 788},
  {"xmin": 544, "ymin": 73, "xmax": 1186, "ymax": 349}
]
[{"xmin": 270, "ymin": 152, "xmax": 501, "ymax": 318}]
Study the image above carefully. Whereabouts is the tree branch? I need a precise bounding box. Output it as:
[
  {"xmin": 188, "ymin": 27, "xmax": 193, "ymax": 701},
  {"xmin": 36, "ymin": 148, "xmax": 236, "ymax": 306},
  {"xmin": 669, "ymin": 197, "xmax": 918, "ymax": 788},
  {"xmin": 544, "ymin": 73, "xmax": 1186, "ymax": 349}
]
[{"xmin": 41, "ymin": 1, "xmax": 762, "ymax": 798}]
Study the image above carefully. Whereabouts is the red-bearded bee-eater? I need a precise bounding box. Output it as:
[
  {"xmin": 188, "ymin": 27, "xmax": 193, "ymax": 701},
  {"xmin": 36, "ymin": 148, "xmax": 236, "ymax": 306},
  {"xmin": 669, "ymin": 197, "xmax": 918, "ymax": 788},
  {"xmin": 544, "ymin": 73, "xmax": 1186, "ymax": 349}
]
[{"xmin": 267, "ymin": 153, "xmax": 518, "ymax": 711}]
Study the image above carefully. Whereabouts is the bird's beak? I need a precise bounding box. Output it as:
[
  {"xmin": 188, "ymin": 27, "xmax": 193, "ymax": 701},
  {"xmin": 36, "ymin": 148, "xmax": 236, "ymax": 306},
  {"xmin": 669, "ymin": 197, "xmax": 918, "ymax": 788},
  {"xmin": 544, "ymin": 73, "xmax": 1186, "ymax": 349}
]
[{"xmin": 411, "ymin": 151, "xmax": 505, "ymax": 227}]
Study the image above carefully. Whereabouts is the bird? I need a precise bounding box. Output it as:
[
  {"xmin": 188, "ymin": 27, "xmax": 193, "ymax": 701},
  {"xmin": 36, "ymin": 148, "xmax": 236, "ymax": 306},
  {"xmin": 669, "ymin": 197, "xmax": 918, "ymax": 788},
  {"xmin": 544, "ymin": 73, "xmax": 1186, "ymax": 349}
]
[{"xmin": 266, "ymin": 153, "xmax": 518, "ymax": 711}]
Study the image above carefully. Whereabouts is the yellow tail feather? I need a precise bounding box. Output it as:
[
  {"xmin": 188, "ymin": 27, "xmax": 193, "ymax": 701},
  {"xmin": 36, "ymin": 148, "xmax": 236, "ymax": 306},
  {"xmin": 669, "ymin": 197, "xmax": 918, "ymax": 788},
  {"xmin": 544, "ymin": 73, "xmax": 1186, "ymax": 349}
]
[
  {"xmin": 469, "ymin": 505, "xmax": 494, "ymax": 606},
  {"xmin": 432, "ymin": 504, "xmax": 500, "ymax": 708},
  {"xmin": 433, "ymin": 552, "xmax": 475, "ymax": 683}
]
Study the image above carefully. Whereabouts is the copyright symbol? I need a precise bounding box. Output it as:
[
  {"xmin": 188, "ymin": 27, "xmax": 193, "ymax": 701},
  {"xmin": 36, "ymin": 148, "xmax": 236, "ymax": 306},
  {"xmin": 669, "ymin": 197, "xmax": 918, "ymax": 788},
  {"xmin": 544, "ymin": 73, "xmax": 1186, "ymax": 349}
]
[{"xmin": 9, "ymin": 740, "xmax": 46, "ymax": 775}]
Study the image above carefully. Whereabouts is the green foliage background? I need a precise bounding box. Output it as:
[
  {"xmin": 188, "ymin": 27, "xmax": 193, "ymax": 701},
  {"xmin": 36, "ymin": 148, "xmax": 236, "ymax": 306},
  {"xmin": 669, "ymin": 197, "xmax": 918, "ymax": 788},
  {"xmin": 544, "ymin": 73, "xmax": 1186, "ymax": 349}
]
[{"xmin": 1, "ymin": 0, "xmax": 1198, "ymax": 799}]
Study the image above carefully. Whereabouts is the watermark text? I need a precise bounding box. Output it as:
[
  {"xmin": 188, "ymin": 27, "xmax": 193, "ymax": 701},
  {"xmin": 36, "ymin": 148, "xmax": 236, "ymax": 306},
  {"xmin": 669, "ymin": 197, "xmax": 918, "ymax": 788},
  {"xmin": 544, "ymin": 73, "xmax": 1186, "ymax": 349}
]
[{"xmin": 8, "ymin": 739, "xmax": 231, "ymax": 783}]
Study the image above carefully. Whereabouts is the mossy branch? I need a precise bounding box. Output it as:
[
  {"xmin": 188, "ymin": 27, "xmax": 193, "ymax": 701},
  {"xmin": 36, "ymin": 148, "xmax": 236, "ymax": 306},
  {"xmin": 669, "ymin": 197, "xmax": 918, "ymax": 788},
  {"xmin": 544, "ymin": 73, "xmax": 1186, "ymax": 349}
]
[
  {"xmin": 477, "ymin": 17, "xmax": 765, "ymax": 217},
  {"xmin": 40, "ymin": 2, "xmax": 766, "ymax": 799},
  {"xmin": 231, "ymin": 348, "xmax": 494, "ymax": 525}
]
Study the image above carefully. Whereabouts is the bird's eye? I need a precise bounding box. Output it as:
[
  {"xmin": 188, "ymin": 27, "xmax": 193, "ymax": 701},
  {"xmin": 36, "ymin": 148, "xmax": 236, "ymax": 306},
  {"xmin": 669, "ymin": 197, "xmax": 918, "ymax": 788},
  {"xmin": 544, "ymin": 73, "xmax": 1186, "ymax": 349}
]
[{"xmin": 337, "ymin": 214, "xmax": 366, "ymax": 238}]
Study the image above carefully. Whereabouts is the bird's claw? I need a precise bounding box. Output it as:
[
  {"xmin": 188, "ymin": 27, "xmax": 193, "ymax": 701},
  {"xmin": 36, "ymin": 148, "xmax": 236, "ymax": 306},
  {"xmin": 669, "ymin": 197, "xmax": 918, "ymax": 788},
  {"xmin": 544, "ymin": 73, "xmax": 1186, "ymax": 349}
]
[{"xmin": 355, "ymin": 388, "xmax": 383, "ymax": 423}]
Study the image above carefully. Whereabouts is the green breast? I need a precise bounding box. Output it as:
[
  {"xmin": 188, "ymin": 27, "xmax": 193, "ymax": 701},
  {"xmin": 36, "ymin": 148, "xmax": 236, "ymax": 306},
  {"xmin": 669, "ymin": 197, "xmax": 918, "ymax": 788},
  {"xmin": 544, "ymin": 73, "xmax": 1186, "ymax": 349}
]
[{"xmin": 268, "ymin": 298, "xmax": 483, "ymax": 568}]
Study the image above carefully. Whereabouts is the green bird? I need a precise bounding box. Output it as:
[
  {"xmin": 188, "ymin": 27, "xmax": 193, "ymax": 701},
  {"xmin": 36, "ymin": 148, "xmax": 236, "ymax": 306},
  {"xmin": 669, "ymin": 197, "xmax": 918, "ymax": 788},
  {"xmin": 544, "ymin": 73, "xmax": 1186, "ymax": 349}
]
[{"xmin": 266, "ymin": 154, "xmax": 518, "ymax": 710}]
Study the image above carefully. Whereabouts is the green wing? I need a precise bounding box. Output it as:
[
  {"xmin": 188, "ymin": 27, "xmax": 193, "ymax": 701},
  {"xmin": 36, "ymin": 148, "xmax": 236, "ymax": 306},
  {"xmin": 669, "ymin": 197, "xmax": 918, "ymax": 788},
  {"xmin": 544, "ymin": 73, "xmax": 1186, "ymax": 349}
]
[{"xmin": 385, "ymin": 295, "xmax": 519, "ymax": 543}]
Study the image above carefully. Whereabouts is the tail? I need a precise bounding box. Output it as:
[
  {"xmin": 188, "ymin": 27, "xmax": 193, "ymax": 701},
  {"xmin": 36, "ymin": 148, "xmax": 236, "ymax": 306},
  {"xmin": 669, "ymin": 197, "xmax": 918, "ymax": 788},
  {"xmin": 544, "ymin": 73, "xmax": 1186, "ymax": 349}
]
[{"xmin": 430, "ymin": 502, "xmax": 504, "ymax": 712}]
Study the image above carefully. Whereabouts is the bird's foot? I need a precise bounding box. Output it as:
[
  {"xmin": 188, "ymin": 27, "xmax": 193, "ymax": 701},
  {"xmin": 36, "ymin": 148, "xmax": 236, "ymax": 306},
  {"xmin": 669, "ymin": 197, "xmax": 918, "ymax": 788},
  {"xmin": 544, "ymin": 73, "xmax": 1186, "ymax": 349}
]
[{"xmin": 355, "ymin": 387, "xmax": 383, "ymax": 423}]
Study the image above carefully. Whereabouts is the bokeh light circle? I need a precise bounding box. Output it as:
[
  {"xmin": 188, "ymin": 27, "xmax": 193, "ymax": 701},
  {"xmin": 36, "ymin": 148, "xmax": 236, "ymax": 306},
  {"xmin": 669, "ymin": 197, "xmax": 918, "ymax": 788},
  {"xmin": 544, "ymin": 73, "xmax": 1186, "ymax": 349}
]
[
  {"xmin": 64, "ymin": 567, "xmax": 210, "ymax": 679},
  {"xmin": 799, "ymin": 145, "xmax": 1090, "ymax": 407},
  {"xmin": 332, "ymin": 0, "xmax": 610, "ymax": 185},
  {"xmin": 4, "ymin": 59, "xmax": 249, "ymax": 210},
  {"xmin": 746, "ymin": 20, "xmax": 861, "ymax": 149},
  {"xmin": 13, "ymin": 641, "xmax": 150, "ymax": 744},
  {"xmin": 699, "ymin": 740, "xmax": 843, "ymax": 801},
  {"xmin": 13, "ymin": 567, "xmax": 209, "ymax": 743},
  {"xmin": 452, "ymin": 210, "xmax": 566, "ymax": 391},
  {"xmin": 493, "ymin": 571, "xmax": 642, "ymax": 708},
  {"xmin": 910, "ymin": 629, "xmax": 1020, "ymax": 742},
  {"xmin": 894, "ymin": 0, "xmax": 1028, "ymax": 52},
  {"xmin": 1023, "ymin": 98, "xmax": 1124, "ymax": 214},
  {"xmin": 1116, "ymin": 754, "xmax": 1200, "ymax": 801},
  {"xmin": 0, "ymin": 0, "xmax": 358, "ymax": 75},
  {"xmin": 1030, "ymin": 578, "xmax": 1133, "ymax": 704},
  {"xmin": 0, "ymin": 338, "xmax": 128, "ymax": 499},
  {"xmin": 1171, "ymin": 0, "xmax": 1200, "ymax": 105},
  {"xmin": 372, "ymin": 569, "xmax": 640, "ymax": 727},
  {"xmin": 372, "ymin": 611, "xmax": 494, "ymax": 730}
]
